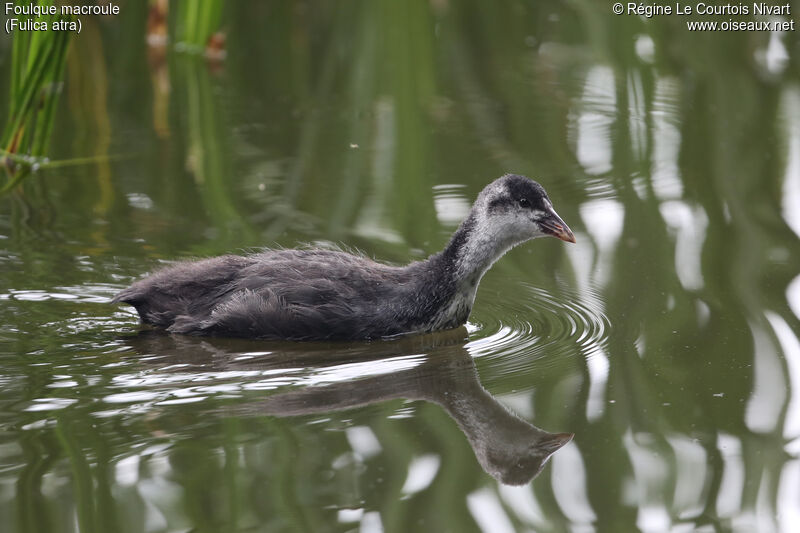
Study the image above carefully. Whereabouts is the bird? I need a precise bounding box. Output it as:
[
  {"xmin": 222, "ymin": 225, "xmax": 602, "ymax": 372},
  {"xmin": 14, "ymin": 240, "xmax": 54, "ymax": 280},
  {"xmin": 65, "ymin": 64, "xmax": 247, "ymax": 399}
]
[{"xmin": 113, "ymin": 174, "xmax": 575, "ymax": 341}]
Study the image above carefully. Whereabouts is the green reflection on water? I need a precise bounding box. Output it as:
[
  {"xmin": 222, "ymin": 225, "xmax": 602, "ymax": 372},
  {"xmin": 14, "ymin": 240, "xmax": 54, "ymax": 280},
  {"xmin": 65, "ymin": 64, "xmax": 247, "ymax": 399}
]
[{"xmin": 1, "ymin": 1, "xmax": 799, "ymax": 532}]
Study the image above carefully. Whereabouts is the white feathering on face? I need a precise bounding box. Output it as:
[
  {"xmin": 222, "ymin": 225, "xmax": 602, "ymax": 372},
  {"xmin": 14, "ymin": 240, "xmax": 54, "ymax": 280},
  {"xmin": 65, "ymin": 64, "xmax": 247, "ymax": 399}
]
[{"xmin": 453, "ymin": 198, "xmax": 548, "ymax": 284}]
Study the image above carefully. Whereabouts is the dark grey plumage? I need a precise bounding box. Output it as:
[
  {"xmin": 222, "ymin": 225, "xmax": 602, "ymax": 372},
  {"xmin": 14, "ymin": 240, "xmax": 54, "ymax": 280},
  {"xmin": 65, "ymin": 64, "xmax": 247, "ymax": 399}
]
[{"xmin": 113, "ymin": 174, "xmax": 575, "ymax": 341}]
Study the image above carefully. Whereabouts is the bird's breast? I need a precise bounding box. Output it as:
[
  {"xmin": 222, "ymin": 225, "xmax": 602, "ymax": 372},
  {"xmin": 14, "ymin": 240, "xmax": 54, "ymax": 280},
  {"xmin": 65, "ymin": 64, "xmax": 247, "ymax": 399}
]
[{"xmin": 423, "ymin": 287, "xmax": 477, "ymax": 331}]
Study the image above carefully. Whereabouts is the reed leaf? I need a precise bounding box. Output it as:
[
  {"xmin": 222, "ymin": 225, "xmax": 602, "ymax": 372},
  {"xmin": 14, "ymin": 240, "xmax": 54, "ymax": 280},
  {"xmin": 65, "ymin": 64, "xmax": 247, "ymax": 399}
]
[
  {"xmin": 1, "ymin": 0, "xmax": 74, "ymax": 193},
  {"xmin": 173, "ymin": 0, "xmax": 223, "ymax": 52}
]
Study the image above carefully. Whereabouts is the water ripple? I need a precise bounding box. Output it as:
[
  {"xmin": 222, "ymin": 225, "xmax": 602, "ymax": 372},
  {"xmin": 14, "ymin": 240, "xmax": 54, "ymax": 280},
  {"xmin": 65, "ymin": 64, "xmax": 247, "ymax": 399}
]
[
  {"xmin": 4, "ymin": 279, "xmax": 610, "ymax": 419},
  {"xmin": 467, "ymin": 282, "xmax": 610, "ymax": 368}
]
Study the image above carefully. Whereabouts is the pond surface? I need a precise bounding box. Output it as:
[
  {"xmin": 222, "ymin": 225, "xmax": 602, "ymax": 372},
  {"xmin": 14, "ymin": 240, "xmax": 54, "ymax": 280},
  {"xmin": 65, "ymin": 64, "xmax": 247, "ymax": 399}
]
[{"xmin": 1, "ymin": 2, "xmax": 800, "ymax": 532}]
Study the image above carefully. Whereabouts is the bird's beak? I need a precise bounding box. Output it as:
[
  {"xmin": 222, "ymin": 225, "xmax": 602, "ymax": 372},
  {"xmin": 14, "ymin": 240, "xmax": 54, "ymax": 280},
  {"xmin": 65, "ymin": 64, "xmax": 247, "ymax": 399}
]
[
  {"xmin": 538, "ymin": 432, "xmax": 575, "ymax": 453},
  {"xmin": 539, "ymin": 208, "xmax": 576, "ymax": 243}
]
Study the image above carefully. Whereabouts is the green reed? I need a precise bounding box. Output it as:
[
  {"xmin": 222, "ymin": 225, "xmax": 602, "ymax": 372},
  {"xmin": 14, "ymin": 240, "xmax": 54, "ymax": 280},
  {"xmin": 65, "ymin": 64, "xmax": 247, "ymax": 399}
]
[
  {"xmin": 173, "ymin": 0, "xmax": 223, "ymax": 52},
  {"xmin": 1, "ymin": 1, "xmax": 73, "ymax": 194}
]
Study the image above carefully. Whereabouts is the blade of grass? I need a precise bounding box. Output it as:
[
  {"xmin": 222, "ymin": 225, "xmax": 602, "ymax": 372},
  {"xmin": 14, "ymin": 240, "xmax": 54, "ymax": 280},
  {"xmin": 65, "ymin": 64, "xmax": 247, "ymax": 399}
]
[
  {"xmin": 31, "ymin": 30, "xmax": 71, "ymax": 154},
  {"xmin": 9, "ymin": 20, "xmax": 30, "ymax": 105},
  {"xmin": 173, "ymin": 0, "xmax": 223, "ymax": 51},
  {"xmin": 2, "ymin": 42, "xmax": 57, "ymax": 148},
  {"xmin": 1, "ymin": 2, "xmax": 74, "ymax": 192}
]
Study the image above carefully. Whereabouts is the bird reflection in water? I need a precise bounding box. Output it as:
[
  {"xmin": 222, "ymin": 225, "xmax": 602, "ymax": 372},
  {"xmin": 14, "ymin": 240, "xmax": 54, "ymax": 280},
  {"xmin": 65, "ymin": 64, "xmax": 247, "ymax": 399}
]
[{"xmin": 124, "ymin": 328, "xmax": 573, "ymax": 485}]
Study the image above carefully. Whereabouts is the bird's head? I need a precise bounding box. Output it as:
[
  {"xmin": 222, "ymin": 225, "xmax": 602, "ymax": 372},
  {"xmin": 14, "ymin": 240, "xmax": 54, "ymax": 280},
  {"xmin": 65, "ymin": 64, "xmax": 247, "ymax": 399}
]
[{"xmin": 476, "ymin": 174, "xmax": 576, "ymax": 245}]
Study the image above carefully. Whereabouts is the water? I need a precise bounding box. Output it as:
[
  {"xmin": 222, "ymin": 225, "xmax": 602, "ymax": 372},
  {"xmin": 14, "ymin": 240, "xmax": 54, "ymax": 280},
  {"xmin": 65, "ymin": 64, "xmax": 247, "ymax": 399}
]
[{"xmin": 1, "ymin": 2, "xmax": 800, "ymax": 532}]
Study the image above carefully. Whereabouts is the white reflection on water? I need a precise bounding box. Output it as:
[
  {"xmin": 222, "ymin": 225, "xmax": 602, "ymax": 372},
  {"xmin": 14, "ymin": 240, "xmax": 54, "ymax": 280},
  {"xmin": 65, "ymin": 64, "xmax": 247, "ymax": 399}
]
[
  {"xmin": 716, "ymin": 433, "xmax": 744, "ymax": 518},
  {"xmin": 789, "ymin": 274, "xmax": 800, "ymax": 321},
  {"xmin": 745, "ymin": 321, "xmax": 787, "ymax": 434},
  {"xmin": 100, "ymin": 355, "xmax": 426, "ymax": 410},
  {"xmin": 23, "ymin": 397, "xmax": 78, "ymax": 411},
  {"xmin": 353, "ymin": 97, "xmax": 403, "ymax": 245},
  {"xmin": 757, "ymin": 29, "xmax": 790, "ymax": 75},
  {"xmin": 338, "ymin": 508, "xmax": 364, "ymax": 523},
  {"xmin": 46, "ymin": 380, "xmax": 80, "ymax": 388},
  {"xmin": 400, "ymin": 454, "xmax": 440, "ymax": 496},
  {"xmin": 115, "ymin": 454, "xmax": 140, "ymax": 487},
  {"xmin": 625, "ymin": 431, "xmax": 671, "ymax": 531},
  {"xmin": 346, "ymin": 426, "xmax": 382, "ymax": 459},
  {"xmin": 779, "ymin": 459, "xmax": 800, "ymax": 533},
  {"xmin": 104, "ymin": 390, "xmax": 163, "ymax": 404},
  {"xmin": 497, "ymin": 391, "xmax": 534, "ymax": 420},
  {"xmin": 628, "ymin": 70, "xmax": 647, "ymax": 161},
  {"xmin": 297, "ymin": 355, "xmax": 425, "ymax": 387},
  {"xmin": 551, "ymin": 442, "xmax": 596, "ymax": 525},
  {"xmin": 565, "ymin": 234, "xmax": 594, "ymax": 298},
  {"xmin": 634, "ymin": 34, "xmax": 655, "ymax": 64},
  {"xmin": 573, "ymin": 65, "xmax": 615, "ymax": 176},
  {"xmin": 585, "ymin": 347, "xmax": 609, "ymax": 422},
  {"xmin": 637, "ymin": 505, "xmax": 670, "ymax": 533},
  {"xmin": 156, "ymin": 396, "xmax": 207, "ymax": 406},
  {"xmin": 780, "ymin": 86, "xmax": 800, "ymax": 239},
  {"xmin": 0, "ymin": 285, "xmax": 118, "ymax": 303},
  {"xmin": 498, "ymin": 483, "xmax": 550, "ymax": 530},
  {"xmin": 126, "ymin": 192, "xmax": 155, "ymax": 210},
  {"xmin": 579, "ymin": 198, "xmax": 624, "ymax": 288},
  {"xmin": 651, "ymin": 77, "xmax": 683, "ymax": 201},
  {"xmin": 668, "ymin": 435, "xmax": 707, "ymax": 517},
  {"xmin": 433, "ymin": 184, "xmax": 470, "ymax": 227},
  {"xmin": 467, "ymin": 487, "xmax": 516, "ymax": 533},
  {"xmin": 360, "ymin": 511, "xmax": 383, "ymax": 533},
  {"xmin": 659, "ymin": 201, "xmax": 708, "ymax": 291},
  {"xmin": 765, "ymin": 312, "xmax": 800, "ymax": 438},
  {"xmin": 137, "ymin": 475, "xmax": 180, "ymax": 532}
]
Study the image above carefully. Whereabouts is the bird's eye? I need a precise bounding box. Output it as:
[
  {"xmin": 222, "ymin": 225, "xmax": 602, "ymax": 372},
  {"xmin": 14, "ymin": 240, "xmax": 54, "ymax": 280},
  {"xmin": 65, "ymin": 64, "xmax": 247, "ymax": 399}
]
[{"xmin": 518, "ymin": 198, "xmax": 530, "ymax": 208}]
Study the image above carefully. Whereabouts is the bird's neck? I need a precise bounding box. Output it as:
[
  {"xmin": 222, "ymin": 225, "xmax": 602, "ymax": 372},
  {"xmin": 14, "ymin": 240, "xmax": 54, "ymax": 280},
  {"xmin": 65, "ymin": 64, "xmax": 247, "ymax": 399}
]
[
  {"xmin": 412, "ymin": 211, "xmax": 521, "ymax": 331},
  {"xmin": 439, "ymin": 212, "xmax": 518, "ymax": 290}
]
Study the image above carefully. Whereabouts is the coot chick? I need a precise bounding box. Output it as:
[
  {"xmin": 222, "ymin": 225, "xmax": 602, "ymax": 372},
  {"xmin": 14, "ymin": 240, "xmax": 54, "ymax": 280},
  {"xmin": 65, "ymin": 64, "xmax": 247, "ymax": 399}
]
[{"xmin": 113, "ymin": 174, "xmax": 575, "ymax": 340}]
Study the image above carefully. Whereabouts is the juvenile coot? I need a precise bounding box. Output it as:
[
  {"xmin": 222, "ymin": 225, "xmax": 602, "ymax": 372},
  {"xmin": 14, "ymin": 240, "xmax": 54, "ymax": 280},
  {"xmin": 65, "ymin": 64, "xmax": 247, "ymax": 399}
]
[{"xmin": 113, "ymin": 174, "xmax": 575, "ymax": 340}]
